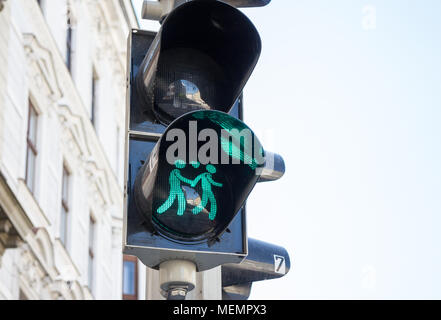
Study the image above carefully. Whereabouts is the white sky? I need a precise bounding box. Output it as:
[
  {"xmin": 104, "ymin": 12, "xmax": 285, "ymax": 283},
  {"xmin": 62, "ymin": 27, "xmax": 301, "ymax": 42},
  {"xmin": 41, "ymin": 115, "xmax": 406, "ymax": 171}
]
[{"xmin": 132, "ymin": 0, "xmax": 441, "ymax": 299}]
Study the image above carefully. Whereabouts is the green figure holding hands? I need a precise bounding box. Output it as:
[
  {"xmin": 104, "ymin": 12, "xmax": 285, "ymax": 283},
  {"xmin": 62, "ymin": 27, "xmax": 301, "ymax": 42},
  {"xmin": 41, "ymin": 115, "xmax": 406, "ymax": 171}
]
[
  {"xmin": 157, "ymin": 160, "xmax": 193, "ymax": 216},
  {"xmin": 191, "ymin": 164, "xmax": 223, "ymax": 221}
]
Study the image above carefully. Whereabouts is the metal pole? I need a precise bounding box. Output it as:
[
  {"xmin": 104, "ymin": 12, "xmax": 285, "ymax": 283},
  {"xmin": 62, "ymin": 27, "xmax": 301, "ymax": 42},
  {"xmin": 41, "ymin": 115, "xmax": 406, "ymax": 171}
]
[{"xmin": 159, "ymin": 260, "xmax": 197, "ymax": 300}]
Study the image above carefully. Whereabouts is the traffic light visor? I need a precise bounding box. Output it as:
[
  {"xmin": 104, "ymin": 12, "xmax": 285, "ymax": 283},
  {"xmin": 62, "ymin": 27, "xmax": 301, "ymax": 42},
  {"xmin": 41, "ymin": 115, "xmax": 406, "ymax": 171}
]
[{"xmin": 136, "ymin": 0, "xmax": 262, "ymax": 124}]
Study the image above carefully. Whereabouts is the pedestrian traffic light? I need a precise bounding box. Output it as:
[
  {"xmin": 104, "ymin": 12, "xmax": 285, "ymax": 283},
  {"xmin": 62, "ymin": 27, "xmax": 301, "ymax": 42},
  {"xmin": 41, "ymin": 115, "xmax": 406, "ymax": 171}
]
[
  {"xmin": 133, "ymin": 110, "xmax": 265, "ymax": 244},
  {"xmin": 124, "ymin": 0, "xmax": 267, "ymax": 272},
  {"xmin": 124, "ymin": 108, "xmax": 269, "ymax": 271},
  {"xmin": 123, "ymin": 0, "xmax": 290, "ymax": 298}
]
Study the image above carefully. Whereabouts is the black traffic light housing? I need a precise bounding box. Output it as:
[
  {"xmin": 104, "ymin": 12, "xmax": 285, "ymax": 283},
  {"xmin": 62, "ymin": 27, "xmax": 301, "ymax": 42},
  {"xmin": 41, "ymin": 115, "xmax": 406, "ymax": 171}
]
[
  {"xmin": 124, "ymin": 31, "xmax": 255, "ymax": 271},
  {"xmin": 222, "ymin": 238, "xmax": 291, "ymax": 300},
  {"xmin": 124, "ymin": 0, "xmax": 265, "ymax": 272},
  {"xmin": 136, "ymin": 0, "xmax": 261, "ymax": 125},
  {"xmin": 124, "ymin": 1, "xmax": 290, "ymax": 289}
]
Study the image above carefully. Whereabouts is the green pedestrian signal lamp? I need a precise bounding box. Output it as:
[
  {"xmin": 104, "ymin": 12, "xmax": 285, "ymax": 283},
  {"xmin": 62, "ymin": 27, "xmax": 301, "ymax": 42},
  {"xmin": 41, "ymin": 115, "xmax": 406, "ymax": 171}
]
[
  {"xmin": 123, "ymin": 0, "xmax": 289, "ymax": 300},
  {"xmin": 134, "ymin": 110, "xmax": 265, "ymax": 244},
  {"xmin": 156, "ymin": 160, "xmax": 223, "ymax": 221}
]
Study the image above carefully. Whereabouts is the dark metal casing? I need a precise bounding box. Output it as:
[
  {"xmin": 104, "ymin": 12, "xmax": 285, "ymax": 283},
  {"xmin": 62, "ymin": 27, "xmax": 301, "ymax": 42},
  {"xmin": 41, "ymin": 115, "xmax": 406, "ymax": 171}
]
[
  {"xmin": 222, "ymin": 238, "xmax": 291, "ymax": 299},
  {"xmin": 136, "ymin": 0, "xmax": 261, "ymax": 125},
  {"xmin": 123, "ymin": 30, "xmax": 252, "ymax": 271}
]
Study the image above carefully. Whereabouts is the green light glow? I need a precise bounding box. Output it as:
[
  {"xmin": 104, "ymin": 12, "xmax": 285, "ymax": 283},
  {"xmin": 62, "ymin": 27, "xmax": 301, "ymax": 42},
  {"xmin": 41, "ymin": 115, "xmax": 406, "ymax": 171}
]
[
  {"xmin": 193, "ymin": 111, "xmax": 262, "ymax": 169},
  {"xmin": 191, "ymin": 164, "xmax": 223, "ymax": 220},
  {"xmin": 157, "ymin": 160, "xmax": 193, "ymax": 216},
  {"xmin": 156, "ymin": 161, "xmax": 223, "ymax": 221}
]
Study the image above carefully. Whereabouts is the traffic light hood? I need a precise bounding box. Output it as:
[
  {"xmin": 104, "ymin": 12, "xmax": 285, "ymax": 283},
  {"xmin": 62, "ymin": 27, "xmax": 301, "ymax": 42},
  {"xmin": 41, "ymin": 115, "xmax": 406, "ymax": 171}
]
[{"xmin": 136, "ymin": 0, "xmax": 262, "ymax": 125}]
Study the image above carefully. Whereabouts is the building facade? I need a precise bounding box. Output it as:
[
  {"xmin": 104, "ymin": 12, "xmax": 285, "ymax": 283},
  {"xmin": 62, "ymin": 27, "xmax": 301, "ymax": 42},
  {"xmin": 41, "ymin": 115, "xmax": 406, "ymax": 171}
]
[{"xmin": 0, "ymin": 0, "xmax": 148, "ymax": 299}]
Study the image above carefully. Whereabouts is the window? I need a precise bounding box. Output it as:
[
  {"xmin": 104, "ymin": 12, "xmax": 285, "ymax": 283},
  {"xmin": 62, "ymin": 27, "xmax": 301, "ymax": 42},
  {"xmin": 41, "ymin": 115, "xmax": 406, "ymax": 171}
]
[
  {"xmin": 66, "ymin": 11, "xmax": 74, "ymax": 73},
  {"xmin": 91, "ymin": 69, "xmax": 98, "ymax": 127},
  {"xmin": 25, "ymin": 100, "xmax": 38, "ymax": 194},
  {"xmin": 122, "ymin": 255, "xmax": 138, "ymax": 300},
  {"xmin": 60, "ymin": 165, "xmax": 70, "ymax": 248},
  {"xmin": 88, "ymin": 216, "xmax": 96, "ymax": 294}
]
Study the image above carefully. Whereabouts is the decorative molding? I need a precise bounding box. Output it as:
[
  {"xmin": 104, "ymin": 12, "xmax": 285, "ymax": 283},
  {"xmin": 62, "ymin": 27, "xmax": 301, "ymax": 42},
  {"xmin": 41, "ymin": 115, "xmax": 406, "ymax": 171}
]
[
  {"xmin": 94, "ymin": 0, "xmax": 126, "ymax": 71},
  {"xmin": 47, "ymin": 280, "xmax": 74, "ymax": 300},
  {"xmin": 58, "ymin": 104, "xmax": 91, "ymax": 158},
  {"xmin": 70, "ymin": 280, "xmax": 85, "ymax": 300},
  {"xmin": 16, "ymin": 179, "xmax": 51, "ymax": 229},
  {"xmin": 57, "ymin": 104, "xmax": 115, "ymax": 207},
  {"xmin": 22, "ymin": 33, "xmax": 63, "ymax": 102},
  {"xmin": 17, "ymin": 244, "xmax": 47, "ymax": 296},
  {"xmin": 0, "ymin": 207, "xmax": 22, "ymax": 265},
  {"xmin": 33, "ymin": 227, "xmax": 58, "ymax": 279},
  {"xmin": 53, "ymin": 238, "xmax": 81, "ymax": 282},
  {"xmin": 0, "ymin": 171, "xmax": 33, "ymax": 259},
  {"xmin": 15, "ymin": 237, "xmax": 89, "ymax": 300},
  {"xmin": 85, "ymin": 160, "xmax": 113, "ymax": 206}
]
